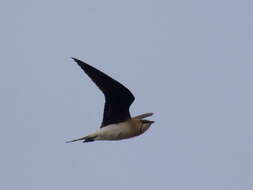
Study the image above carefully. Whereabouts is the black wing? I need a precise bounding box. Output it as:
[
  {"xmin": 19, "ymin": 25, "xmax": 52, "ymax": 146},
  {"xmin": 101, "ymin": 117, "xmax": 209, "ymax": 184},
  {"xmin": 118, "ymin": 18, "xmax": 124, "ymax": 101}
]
[{"xmin": 72, "ymin": 58, "xmax": 135, "ymax": 127}]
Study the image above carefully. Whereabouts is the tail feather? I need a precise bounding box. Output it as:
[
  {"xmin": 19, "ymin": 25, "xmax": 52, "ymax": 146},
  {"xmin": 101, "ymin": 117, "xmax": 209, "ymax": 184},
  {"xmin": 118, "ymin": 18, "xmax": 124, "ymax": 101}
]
[
  {"xmin": 66, "ymin": 136, "xmax": 88, "ymax": 143},
  {"xmin": 66, "ymin": 133, "xmax": 98, "ymax": 143}
]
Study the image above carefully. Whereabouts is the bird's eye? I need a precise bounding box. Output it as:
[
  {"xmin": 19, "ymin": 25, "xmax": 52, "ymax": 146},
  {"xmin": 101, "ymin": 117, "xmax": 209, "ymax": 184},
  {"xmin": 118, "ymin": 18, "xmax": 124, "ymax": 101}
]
[{"xmin": 139, "ymin": 125, "xmax": 144, "ymax": 134}]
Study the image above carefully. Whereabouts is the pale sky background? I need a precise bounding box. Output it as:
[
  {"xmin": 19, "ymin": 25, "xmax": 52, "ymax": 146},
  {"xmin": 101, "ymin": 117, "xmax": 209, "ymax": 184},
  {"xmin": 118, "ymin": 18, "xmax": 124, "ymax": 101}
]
[{"xmin": 0, "ymin": 0, "xmax": 252, "ymax": 189}]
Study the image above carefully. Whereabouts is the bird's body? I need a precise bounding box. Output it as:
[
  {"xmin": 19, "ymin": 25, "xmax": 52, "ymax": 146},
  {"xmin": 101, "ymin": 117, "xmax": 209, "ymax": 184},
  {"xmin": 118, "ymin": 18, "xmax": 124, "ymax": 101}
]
[
  {"xmin": 67, "ymin": 58, "xmax": 154, "ymax": 143},
  {"xmin": 67, "ymin": 113, "xmax": 154, "ymax": 143},
  {"xmin": 96, "ymin": 119, "xmax": 140, "ymax": 140}
]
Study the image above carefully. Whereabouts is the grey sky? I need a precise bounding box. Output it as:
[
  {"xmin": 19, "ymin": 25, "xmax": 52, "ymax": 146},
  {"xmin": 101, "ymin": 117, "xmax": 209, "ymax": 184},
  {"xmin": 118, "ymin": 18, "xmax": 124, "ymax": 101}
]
[{"xmin": 1, "ymin": 0, "xmax": 252, "ymax": 189}]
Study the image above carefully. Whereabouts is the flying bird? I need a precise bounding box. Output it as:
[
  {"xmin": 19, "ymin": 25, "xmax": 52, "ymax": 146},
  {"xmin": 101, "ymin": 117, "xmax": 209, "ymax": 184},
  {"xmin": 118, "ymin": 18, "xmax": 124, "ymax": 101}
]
[{"xmin": 66, "ymin": 58, "xmax": 154, "ymax": 143}]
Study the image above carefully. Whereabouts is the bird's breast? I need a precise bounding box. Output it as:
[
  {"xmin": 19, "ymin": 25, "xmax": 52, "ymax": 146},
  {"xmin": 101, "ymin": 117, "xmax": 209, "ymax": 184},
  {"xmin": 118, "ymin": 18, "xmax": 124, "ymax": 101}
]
[{"xmin": 97, "ymin": 121, "xmax": 139, "ymax": 140}]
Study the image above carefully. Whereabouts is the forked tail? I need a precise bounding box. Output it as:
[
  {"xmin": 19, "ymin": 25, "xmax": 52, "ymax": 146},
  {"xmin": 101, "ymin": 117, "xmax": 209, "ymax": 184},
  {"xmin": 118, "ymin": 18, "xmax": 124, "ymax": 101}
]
[
  {"xmin": 66, "ymin": 135, "xmax": 96, "ymax": 143},
  {"xmin": 66, "ymin": 136, "xmax": 87, "ymax": 143}
]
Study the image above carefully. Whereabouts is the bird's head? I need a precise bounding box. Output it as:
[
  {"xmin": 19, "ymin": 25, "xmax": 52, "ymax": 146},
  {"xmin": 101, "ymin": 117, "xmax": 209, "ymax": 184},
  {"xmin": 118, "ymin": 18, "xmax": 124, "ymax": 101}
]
[{"xmin": 139, "ymin": 119, "xmax": 155, "ymax": 134}]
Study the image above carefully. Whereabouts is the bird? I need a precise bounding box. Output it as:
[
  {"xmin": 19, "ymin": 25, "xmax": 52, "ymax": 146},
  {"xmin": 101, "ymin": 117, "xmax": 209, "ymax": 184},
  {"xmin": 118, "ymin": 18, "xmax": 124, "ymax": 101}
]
[{"xmin": 66, "ymin": 58, "xmax": 154, "ymax": 143}]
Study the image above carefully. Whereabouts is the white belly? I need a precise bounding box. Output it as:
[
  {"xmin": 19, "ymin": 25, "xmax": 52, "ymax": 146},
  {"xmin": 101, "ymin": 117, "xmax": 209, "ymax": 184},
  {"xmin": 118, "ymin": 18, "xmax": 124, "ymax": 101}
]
[{"xmin": 96, "ymin": 122, "xmax": 138, "ymax": 140}]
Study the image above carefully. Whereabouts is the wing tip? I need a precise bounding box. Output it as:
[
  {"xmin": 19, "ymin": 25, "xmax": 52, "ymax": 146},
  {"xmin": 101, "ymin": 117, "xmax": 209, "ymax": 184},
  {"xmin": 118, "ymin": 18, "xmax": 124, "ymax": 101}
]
[
  {"xmin": 71, "ymin": 57, "xmax": 81, "ymax": 64},
  {"xmin": 71, "ymin": 57, "xmax": 91, "ymax": 69},
  {"xmin": 133, "ymin": 112, "xmax": 154, "ymax": 119}
]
